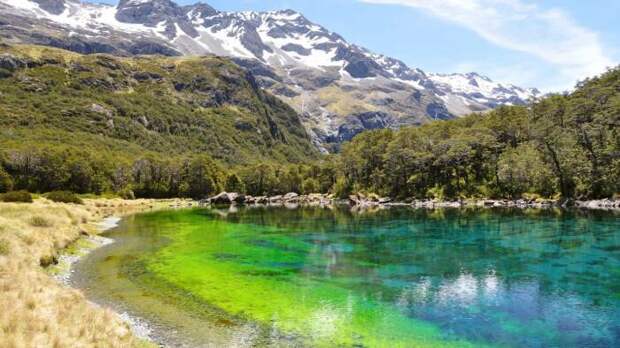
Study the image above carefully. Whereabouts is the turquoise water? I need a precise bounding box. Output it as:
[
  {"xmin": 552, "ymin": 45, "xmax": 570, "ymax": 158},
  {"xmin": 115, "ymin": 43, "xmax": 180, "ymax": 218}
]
[{"xmin": 77, "ymin": 207, "xmax": 620, "ymax": 347}]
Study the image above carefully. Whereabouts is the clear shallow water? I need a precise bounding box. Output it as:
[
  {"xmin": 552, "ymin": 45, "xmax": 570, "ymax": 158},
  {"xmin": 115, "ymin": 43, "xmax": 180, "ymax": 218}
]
[{"xmin": 75, "ymin": 207, "xmax": 620, "ymax": 347}]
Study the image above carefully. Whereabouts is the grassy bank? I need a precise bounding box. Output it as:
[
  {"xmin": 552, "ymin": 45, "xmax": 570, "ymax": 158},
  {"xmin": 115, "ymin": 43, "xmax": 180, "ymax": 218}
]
[{"xmin": 0, "ymin": 198, "xmax": 184, "ymax": 347}]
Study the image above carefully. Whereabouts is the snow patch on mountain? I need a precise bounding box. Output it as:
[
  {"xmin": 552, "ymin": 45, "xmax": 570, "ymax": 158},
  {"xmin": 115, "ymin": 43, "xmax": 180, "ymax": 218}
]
[
  {"xmin": 430, "ymin": 73, "xmax": 539, "ymax": 102},
  {"xmin": 0, "ymin": 0, "xmax": 539, "ymax": 108},
  {"xmin": 1, "ymin": 0, "xmax": 157, "ymax": 35},
  {"xmin": 0, "ymin": 0, "xmax": 542, "ymax": 151}
]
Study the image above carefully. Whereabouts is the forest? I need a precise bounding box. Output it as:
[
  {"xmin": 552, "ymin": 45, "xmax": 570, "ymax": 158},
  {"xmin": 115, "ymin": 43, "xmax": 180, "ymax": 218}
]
[{"xmin": 0, "ymin": 44, "xmax": 618, "ymax": 201}]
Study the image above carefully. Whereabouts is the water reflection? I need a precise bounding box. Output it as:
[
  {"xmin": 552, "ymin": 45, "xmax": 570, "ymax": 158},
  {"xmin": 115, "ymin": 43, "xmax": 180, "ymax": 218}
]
[
  {"xmin": 80, "ymin": 206, "xmax": 619, "ymax": 347},
  {"xmin": 209, "ymin": 206, "xmax": 619, "ymax": 347}
]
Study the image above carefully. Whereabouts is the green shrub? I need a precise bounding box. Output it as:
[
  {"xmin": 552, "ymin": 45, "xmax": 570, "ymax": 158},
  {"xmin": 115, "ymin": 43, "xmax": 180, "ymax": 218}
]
[
  {"xmin": 522, "ymin": 192, "xmax": 542, "ymax": 201},
  {"xmin": 0, "ymin": 168, "xmax": 13, "ymax": 193},
  {"xmin": 40, "ymin": 253, "xmax": 58, "ymax": 267},
  {"xmin": 0, "ymin": 240, "xmax": 9, "ymax": 256},
  {"xmin": 0, "ymin": 190, "xmax": 33, "ymax": 203},
  {"xmin": 301, "ymin": 178, "xmax": 320, "ymax": 194},
  {"xmin": 426, "ymin": 185, "xmax": 445, "ymax": 201},
  {"xmin": 224, "ymin": 173, "xmax": 245, "ymax": 193},
  {"xmin": 29, "ymin": 216, "xmax": 52, "ymax": 227},
  {"xmin": 45, "ymin": 191, "xmax": 83, "ymax": 204},
  {"xmin": 0, "ymin": 68, "xmax": 12, "ymax": 79},
  {"xmin": 332, "ymin": 177, "xmax": 351, "ymax": 199}
]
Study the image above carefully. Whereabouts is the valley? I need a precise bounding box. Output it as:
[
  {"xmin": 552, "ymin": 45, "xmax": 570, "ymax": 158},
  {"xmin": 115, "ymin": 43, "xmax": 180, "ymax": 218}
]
[{"xmin": 0, "ymin": 1, "xmax": 618, "ymax": 348}]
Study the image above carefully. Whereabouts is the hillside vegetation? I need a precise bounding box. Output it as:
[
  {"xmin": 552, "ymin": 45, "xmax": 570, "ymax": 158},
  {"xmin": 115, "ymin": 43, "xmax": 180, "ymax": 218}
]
[
  {"xmin": 0, "ymin": 44, "xmax": 617, "ymax": 201},
  {"xmin": 335, "ymin": 67, "xmax": 620, "ymax": 200},
  {"xmin": 0, "ymin": 44, "xmax": 317, "ymax": 196}
]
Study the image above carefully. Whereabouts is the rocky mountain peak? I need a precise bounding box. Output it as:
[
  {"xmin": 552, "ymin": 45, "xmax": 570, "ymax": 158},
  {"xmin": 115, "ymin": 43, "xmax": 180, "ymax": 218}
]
[
  {"xmin": 464, "ymin": 72, "xmax": 491, "ymax": 81},
  {"xmin": 185, "ymin": 2, "xmax": 218, "ymax": 18},
  {"xmin": 118, "ymin": 0, "xmax": 175, "ymax": 7},
  {"xmin": 0, "ymin": 0, "xmax": 542, "ymax": 151},
  {"xmin": 116, "ymin": 0, "xmax": 182, "ymax": 26}
]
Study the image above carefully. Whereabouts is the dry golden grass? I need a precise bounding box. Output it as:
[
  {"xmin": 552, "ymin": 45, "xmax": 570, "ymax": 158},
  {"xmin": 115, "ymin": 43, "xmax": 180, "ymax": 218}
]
[
  {"xmin": 314, "ymin": 86, "xmax": 379, "ymax": 116},
  {"xmin": 0, "ymin": 198, "xmax": 183, "ymax": 348}
]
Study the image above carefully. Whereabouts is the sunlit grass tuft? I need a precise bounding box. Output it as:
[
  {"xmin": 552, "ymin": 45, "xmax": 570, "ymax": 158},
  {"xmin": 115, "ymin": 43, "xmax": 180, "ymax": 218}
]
[{"xmin": 29, "ymin": 216, "xmax": 53, "ymax": 228}]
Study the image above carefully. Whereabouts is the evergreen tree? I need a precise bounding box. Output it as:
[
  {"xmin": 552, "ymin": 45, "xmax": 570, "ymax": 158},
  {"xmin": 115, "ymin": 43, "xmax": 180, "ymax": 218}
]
[{"xmin": 225, "ymin": 173, "xmax": 245, "ymax": 193}]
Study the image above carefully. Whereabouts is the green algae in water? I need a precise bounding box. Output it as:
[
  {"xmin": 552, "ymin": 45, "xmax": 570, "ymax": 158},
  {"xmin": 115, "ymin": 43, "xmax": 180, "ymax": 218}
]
[{"xmin": 77, "ymin": 207, "xmax": 620, "ymax": 347}]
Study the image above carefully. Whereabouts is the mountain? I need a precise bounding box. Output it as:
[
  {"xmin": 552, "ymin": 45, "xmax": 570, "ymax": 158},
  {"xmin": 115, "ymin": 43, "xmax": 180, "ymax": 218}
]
[
  {"xmin": 0, "ymin": 44, "xmax": 317, "ymax": 165},
  {"xmin": 0, "ymin": 0, "xmax": 541, "ymax": 150}
]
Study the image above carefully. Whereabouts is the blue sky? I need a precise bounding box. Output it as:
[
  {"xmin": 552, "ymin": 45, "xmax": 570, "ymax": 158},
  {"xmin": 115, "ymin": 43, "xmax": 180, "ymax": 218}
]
[{"xmin": 97, "ymin": 0, "xmax": 619, "ymax": 92}]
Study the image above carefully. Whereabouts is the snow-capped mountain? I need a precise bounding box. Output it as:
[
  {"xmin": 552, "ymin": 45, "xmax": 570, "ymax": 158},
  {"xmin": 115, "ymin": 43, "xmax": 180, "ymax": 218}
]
[
  {"xmin": 0, "ymin": 0, "xmax": 541, "ymax": 150},
  {"xmin": 428, "ymin": 72, "xmax": 540, "ymax": 115}
]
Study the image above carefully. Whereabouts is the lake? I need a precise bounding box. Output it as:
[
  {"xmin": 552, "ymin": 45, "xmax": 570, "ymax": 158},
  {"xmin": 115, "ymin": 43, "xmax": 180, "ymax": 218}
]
[{"xmin": 73, "ymin": 206, "xmax": 620, "ymax": 347}]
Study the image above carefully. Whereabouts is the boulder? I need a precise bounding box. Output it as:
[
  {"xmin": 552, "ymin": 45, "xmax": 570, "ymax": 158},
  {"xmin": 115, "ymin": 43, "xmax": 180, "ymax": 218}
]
[
  {"xmin": 283, "ymin": 192, "xmax": 299, "ymax": 202},
  {"xmin": 90, "ymin": 103, "xmax": 113, "ymax": 118},
  {"xmin": 0, "ymin": 54, "xmax": 28, "ymax": 72},
  {"xmin": 378, "ymin": 197, "xmax": 392, "ymax": 204},
  {"xmin": 233, "ymin": 194, "xmax": 246, "ymax": 205},
  {"xmin": 208, "ymin": 192, "xmax": 247, "ymax": 205},
  {"xmin": 254, "ymin": 196, "xmax": 268, "ymax": 204},
  {"xmin": 348, "ymin": 193, "xmax": 382, "ymax": 207},
  {"xmin": 349, "ymin": 194, "xmax": 361, "ymax": 205},
  {"xmin": 209, "ymin": 192, "xmax": 233, "ymax": 205},
  {"xmin": 269, "ymin": 195, "xmax": 283, "ymax": 203}
]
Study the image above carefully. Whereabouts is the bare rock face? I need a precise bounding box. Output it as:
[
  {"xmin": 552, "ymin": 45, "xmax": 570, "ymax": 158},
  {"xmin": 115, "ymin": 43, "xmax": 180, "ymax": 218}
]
[
  {"xmin": 0, "ymin": 54, "xmax": 30, "ymax": 71},
  {"xmin": 0, "ymin": 0, "xmax": 541, "ymax": 151},
  {"xmin": 32, "ymin": 0, "xmax": 65, "ymax": 15},
  {"xmin": 116, "ymin": 0, "xmax": 200, "ymax": 40},
  {"xmin": 116, "ymin": 0, "xmax": 180, "ymax": 25},
  {"xmin": 334, "ymin": 46, "xmax": 387, "ymax": 79},
  {"xmin": 335, "ymin": 112, "xmax": 393, "ymax": 142}
]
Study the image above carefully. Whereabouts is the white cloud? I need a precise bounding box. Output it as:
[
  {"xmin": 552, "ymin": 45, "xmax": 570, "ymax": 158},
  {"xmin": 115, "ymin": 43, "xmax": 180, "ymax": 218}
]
[{"xmin": 360, "ymin": 0, "xmax": 614, "ymax": 90}]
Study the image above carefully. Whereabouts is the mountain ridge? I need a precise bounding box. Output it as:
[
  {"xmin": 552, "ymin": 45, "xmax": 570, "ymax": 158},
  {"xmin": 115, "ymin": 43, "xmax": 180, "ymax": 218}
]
[{"xmin": 0, "ymin": 0, "xmax": 542, "ymax": 150}]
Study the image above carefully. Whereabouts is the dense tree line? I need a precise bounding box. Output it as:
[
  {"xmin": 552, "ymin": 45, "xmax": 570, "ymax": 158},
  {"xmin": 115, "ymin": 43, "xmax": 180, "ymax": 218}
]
[
  {"xmin": 334, "ymin": 68, "xmax": 620, "ymax": 200},
  {"xmin": 0, "ymin": 147, "xmax": 338, "ymax": 199},
  {"xmin": 0, "ymin": 148, "xmax": 232, "ymax": 199},
  {"xmin": 1, "ymin": 67, "xmax": 617, "ymax": 201}
]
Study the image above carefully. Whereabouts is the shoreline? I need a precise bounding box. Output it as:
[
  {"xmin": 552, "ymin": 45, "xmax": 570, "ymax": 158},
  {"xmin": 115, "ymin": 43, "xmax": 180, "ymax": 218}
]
[
  {"xmin": 202, "ymin": 192, "xmax": 620, "ymax": 211},
  {"xmin": 52, "ymin": 216, "xmax": 155, "ymax": 343},
  {"xmin": 57, "ymin": 199, "xmax": 620, "ymax": 348},
  {"xmin": 56, "ymin": 203, "xmax": 206, "ymax": 347},
  {"xmin": 0, "ymin": 198, "xmax": 194, "ymax": 347},
  {"xmin": 60, "ymin": 197, "xmax": 619, "ymax": 346},
  {"xmin": 3, "ymin": 197, "xmax": 616, "ymax": 347},
  {"xmin": 52, "ymin": 216, "xmax": 121, "ymax": 286}
]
